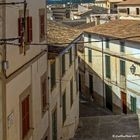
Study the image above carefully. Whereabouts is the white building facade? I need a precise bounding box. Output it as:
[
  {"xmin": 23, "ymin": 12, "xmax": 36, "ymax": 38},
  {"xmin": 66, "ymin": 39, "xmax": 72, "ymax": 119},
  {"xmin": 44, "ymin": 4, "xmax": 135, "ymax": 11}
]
[{"xmin": 79, "ymin": 20, "xmax": 140, "ymax": 115}]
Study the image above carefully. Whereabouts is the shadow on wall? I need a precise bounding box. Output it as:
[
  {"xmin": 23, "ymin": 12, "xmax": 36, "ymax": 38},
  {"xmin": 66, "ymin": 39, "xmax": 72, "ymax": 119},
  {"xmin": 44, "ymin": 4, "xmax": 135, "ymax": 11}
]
[{"xmin": 79, "ymin": 58, "xmax": 137, "ymax": 115}]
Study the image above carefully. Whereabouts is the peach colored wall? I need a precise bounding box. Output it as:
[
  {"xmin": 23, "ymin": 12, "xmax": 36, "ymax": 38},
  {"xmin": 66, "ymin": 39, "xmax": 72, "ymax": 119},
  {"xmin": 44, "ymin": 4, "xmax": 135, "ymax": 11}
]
[{"xmin": 6, "ymin": 53, "xmax": 48, "ymax": 140}]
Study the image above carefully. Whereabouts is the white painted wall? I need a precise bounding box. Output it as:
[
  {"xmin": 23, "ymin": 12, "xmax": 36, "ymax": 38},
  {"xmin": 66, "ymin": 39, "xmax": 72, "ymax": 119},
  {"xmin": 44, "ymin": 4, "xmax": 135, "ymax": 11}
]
[{"xmin": 82, "ymin": 32, "xmax": 140, "ymax": 113}]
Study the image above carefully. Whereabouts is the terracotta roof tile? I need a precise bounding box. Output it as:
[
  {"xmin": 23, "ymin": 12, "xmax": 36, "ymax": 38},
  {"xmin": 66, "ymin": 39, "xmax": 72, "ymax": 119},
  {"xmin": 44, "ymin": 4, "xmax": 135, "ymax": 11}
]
[
  {"xmin": 47, "ymin": 20, "xmax": 82, "ymax": 59},
  {"xmin": 84, "ymin": 20, "xmax": 140, "ymax": 43}
]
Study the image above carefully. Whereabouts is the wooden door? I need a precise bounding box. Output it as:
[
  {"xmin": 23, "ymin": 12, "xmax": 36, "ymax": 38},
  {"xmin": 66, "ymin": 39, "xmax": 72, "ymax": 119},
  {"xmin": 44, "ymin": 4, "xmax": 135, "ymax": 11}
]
[
  {"xmin": 105, "ymin": 84, "xmax": 113, "ymax": 111},
  {"xmin": 89, "ymin": 74, "xmax": 93, "ymax": 94},
  {"xmin": 79, "ymin": 74, "xmax": 81, "ymax": 93},
  {"xmin": 121, "ymin": 92, "xmax": 127, "ymax": 114}
]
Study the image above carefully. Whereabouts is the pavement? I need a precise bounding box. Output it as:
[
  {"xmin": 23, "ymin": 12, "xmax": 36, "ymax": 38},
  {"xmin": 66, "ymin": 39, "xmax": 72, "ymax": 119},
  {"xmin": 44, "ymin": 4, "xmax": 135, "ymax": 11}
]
[{"xmin": 71, "ymin": 97, "xmax": 140, "ymax": 140}]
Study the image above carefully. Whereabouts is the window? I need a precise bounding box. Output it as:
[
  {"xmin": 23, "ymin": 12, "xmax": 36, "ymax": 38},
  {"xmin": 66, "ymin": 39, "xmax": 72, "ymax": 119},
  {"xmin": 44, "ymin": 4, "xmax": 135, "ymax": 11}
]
[
  {"xmin": 105, "ymin": 55, "xmax": 111, "ymax": 78},
  {"xmin": 106, "ymin": 39, "xmax": 110, "ymax": 49},
  {"xmin": 136, "ymin": 8, "xmax": 140, "ymax": 15},
  {"xmin": 62, "ymin": 91, "xmax": 66, "ymax": 124},
  {"xmin": 76, "ymin": 70, "xmax": 79, "ymax": 92},
  {"xmin": 22, "ymin": 95, "xmax": 30, "ymax": 139},
  {"xmin": 75, "ymin": 44, "xmax": 77, "ymax": 58},
  {"xmin": 127, "ymin": 8, "xmax": 130, "ymax": 15},
  {"xmin": 18, "ymin": 15, "xmax": 33, "ymax": 46},
  {"xmin": 39, "ymin": 9, "xmax": 45, "ymax": 42},
  {"xmin": 120, "ymin": 60, "xmax": 125, "ymax": 76},
  {"xmin": 88, "ymin": 49, "xmax": 92, "ymax": 63},
  {"xmin": 51, "ymin": 61, "xmax": 56, "ymax": 90},
  {"xmin": 88, "ymin": 34, "xmax": 91, "ymax": 43},
  {"xmin": 61, "ymin": 54, "xmax": 65, "ymax": 76},
  {"xmin": 69, "ymin": 48, "xmax": 72, "ymax": 66},
  {"xmin": 70, "ymin": 78, "xmax": 73, "ymax": 106},
  {"xmin": 120, "ymin": 41, "xmax": 125, "ymax": 52},
  {"xmin": 41, "ymin": 74, "xmax": 47, "ymax": 114},
  {"xmin": 131, "ymin": 96, "xmax": 137, "ymax": 113}
]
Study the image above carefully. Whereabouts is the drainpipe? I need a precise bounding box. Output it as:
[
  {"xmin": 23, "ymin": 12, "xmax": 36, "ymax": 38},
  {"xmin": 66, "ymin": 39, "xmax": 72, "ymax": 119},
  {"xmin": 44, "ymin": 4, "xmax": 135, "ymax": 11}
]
[
  {"xmin": 59, "ymin": 56, "xmax": 62, "ymax": 108},
  {"xmin": 2, "ymin": 0, "xmax": 7, "ymax": 139},
  {"xmin": 101, "ymin": 38, "xmax": 105, "ymax": 108}
]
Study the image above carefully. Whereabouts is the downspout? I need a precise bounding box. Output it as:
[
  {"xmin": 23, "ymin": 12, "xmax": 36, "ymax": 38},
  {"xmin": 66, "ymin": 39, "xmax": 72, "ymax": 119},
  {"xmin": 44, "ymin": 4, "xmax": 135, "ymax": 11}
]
[
  {"xmin": 102, "ymin": 38, "xmax": 105, "ymax": 108},
  {"xmin": 2, "ymin": 0, "xmax": 7, "ymax": 139}
]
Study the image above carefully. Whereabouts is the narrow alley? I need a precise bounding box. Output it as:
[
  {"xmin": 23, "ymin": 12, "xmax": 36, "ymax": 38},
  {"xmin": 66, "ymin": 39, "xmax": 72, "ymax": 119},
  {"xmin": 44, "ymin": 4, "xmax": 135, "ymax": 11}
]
[{"xmin": 72, "ymin": 97, "xmax": 140, "ymax": 140}]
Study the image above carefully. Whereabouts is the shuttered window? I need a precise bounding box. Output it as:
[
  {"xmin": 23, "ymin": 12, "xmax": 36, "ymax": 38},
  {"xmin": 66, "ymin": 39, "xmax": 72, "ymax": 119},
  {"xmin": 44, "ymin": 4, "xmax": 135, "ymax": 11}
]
[
  {"xmin": 69, "ymin": 48, "xmax": 72, "ymax": 66},
  {"xmin": 75, "ymin": 44, "xmax": 77, "ymax": 58},
  {"xmin": 120, "ymin": 60, "xmax": 125, "ymax": 76},
  {"xmin": 22, "ymin": 95, "xmax": 30, "ymax": 139},
  {"xmin": 62, "ymin": 54, "xmax": 65, "ymax": 76},
  {"xmin": 106, "ymin": 39, "xmax": 110, "ymax": 49},
  {"xmin": 88, "ymin": 34, "xmax": 91, "ymax": 43},
  {"xmin": 70, "ymin": 78, "xmax": 73, "ymax": 106},
  {"xmin": 88, "ymin": 49, "xmax": 92, "ymax": 63},
  {"xmin": 41, "ymin": 77, "xmax": 47, "ymax": 113},
  {"xmin": 39, "ymin": 9, "xmax": 45, "ymax": 41},
  {"xmin": 51, "ymin": 61, "xmax": 56, "ymax": 90},
  {"xmin": 62, "ymin": 91, "xmax": 66, "ymax": 124},
  {"xmin": 18, "ymin": 16, "xmax": 33, "ymax": 46},
  {"xmin": 27, "ymin": 16, "xmax": 33, "ymax": 43},
  {"xmin": 18, "ymin": 17, "xmax": 24, "ymax": 47},
  {"xmin": 105, "ymin": 55, "xmax": 111, "ymax": 78},
  {"xmin": 136, "ymin": 8, "xmax": 140, "ymax": 15},
  {"xmin": 120, "ymin": 41, "xmax": 125, "ymax": 52},
  {"xmin": 131, "ymin": 96, "xmax": 137, "ymax": 113}
]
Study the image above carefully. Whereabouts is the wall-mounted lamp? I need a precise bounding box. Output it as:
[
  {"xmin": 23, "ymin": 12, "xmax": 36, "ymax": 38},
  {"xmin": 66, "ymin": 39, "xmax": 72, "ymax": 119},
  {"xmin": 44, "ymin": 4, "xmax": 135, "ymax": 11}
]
[{"xmin": 130, "ymin": 64, "xmax": 136, "ymax": 75}]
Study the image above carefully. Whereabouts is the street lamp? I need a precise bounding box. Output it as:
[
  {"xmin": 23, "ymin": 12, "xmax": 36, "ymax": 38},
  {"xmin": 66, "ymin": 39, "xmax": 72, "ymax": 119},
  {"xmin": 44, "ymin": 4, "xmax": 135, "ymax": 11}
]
[{"xmin": 130, "ymin": 64, "xmax": 136, "ymax": 75}]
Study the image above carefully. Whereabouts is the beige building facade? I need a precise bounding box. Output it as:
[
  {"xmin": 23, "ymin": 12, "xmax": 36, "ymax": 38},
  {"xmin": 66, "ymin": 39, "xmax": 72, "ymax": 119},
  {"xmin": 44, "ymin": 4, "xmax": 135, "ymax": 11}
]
[
  {"xmin": 78, "ymin": 20, "xmax": 140, "ymax": 116},
  {"xmin": 0, "ymin": 0, "xmax": 48, "ymax": 140},
  {"xmin": 118, "ymin": 0, "xmax": 140, "ymax": 20},
  {"xmin": 47, "ymin": 21, "xmax": 81, "ymax": 140}
]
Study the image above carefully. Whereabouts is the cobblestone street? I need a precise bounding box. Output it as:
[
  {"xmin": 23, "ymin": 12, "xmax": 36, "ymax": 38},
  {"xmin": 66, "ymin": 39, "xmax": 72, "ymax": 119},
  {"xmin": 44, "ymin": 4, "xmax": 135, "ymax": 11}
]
[{"xmin": 72, "ymin": 99, "xmax": 140, "ymax": 140}]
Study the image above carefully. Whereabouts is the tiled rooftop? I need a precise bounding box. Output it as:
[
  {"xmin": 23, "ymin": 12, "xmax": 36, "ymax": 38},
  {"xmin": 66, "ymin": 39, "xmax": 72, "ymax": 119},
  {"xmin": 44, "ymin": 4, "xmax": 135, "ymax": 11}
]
[
  {"xmin": 118, "ymin": 0, "xmax": 140, "ymax": 5},
  {"xmin": 47, "ymin": 20, "xmax": 81, "ymax": 46},
  {"xmin": 47, "ymin": 20, "xmax": 82, "ymax": 59},
  {"xmin": 84, "ymin": 20, "xmax": 140, "ymax": 43}
]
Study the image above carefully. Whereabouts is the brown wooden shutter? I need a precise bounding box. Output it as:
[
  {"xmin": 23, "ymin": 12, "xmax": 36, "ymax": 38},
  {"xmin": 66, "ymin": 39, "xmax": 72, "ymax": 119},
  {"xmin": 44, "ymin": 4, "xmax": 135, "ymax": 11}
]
[
  {"xmin": 27, "ymin": 16, "xmax": 33, "ymax": 43},
  {"xmin": 22, "ymin": 95, "xmax": 30, "ymax": 139},
  {"xmin": 18, "ymin": 17, "xmax": 23, "ymax": 46},
  {"xmin": 40, "ymin": 15, "xmax": 45, "ymax": 38}
]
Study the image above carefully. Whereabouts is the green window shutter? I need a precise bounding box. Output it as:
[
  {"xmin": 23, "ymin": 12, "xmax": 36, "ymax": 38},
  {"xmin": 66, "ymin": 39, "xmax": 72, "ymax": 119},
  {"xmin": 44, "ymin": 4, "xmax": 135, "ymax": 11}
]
[
  {"xmin": 106, "ymin": 39, "xmax": 110, "ymax": 49},
  {"xmin": 120, "ymin": 41, "xmax": 125, "ymax": 52},
  {"xmin": 120, "ymin": 60, "xmax": 125, "ymax": 76},
  {"xmin": 51, "ymin": 62, "xmax": 56, "ymax": 90},
  {"xmin": 70, "ymin": 78, "xmax": 73, "ymax": 106},
  {"xmin": 131, "ymin": 96, "xmax": 137, "ymax": 113},
  {"xmin": 105, "ymin": 55, "xmax": 111, "ymax": 78},
  {"xmin": 69, "ymin": 48, "xmax": 72, "ymax": 66},
  {"xmin": 62, "ymin": 92, "xmax": 66, "ymax": 124},
  {"xmin": 88, "ymin": 34, "xmax": 91, "ymax": 42},
  {"xmin": 62, "ymin": 54, "xmax": 65, "ymax": 76},
  {"xmin": 88, "ymin": 49, "xmax": 92, "ymax": 63}
]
